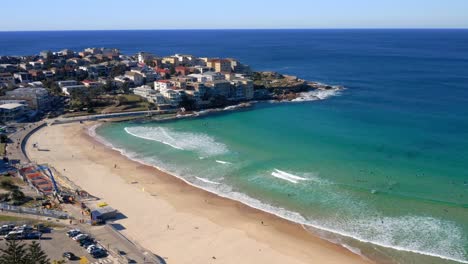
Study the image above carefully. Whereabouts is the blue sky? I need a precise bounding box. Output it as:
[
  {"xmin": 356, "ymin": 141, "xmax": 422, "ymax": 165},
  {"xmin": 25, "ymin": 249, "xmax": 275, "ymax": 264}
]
[{"xmin": 1, "ymin": 0, "xmax": 467, "ymax": 31}]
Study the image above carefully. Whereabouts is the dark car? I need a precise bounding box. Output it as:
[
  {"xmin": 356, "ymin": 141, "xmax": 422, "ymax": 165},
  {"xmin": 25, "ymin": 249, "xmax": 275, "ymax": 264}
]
[
  {"xmin": 24, "ymin": 231, "xmax": 42, "ymax": 239},
  {"xmin": 66, "ymin": 229, "xmax": 81, "ymax": 238},
  {"xmin": 62, "ymin": 252, "xmax": 77, "ymax": 260},
  {"xmin": 91, "ymin": 249, "xmax": 107, "ymax": 259},
  {"xmin": 80, "ymin": 239, "xmax": 95, "ymax": 248}
]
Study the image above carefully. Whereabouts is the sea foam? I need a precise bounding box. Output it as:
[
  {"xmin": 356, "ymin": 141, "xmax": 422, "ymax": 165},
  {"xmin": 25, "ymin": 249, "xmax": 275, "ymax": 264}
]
[
  {"xmin": 292, "ymin": 88, "xmax": 342, "ymax": 102},
  {"xmin": 196, "ymin": 177, "xmax": 221, "ymax": 185},
  {"xmin": 216, "ymin": 160, "xmax": 232, "ymax": 165},
  {"xmin": 271, "ymin": 169, "xmax": 309, "ymax": 184},
  {"xmin": 125, "ymin": 126, "xmax": 228, "ymax": 156}
]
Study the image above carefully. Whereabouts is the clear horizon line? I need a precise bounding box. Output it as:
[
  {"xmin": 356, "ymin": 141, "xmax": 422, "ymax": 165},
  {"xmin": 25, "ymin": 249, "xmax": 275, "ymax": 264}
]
[{"xmin": 1, "ymin": 27, "xmax": 468, "ymax": 33}]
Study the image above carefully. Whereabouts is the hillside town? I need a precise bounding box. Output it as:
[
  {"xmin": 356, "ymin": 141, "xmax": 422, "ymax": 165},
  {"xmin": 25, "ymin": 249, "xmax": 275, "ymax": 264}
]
[{"xmin": 0, "ymin": 48, "xmax": 337, "ymax": 123}]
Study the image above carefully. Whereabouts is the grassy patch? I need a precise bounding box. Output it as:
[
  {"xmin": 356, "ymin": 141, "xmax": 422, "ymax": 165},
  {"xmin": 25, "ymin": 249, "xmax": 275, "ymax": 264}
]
[
  {"xmin": 0, "ymin": 143, "xmax": 5, "ymax": 156},
  {"xmin": 0, "ymin": 214, "xmax": 64, "ymax": 227},
  {"xmin": 0, "ymin": 179, "xmax": 19, "ymax": 191},
  {"xmin": 0, "ymin": 214, "xmax": 25, "ymax": 222}
]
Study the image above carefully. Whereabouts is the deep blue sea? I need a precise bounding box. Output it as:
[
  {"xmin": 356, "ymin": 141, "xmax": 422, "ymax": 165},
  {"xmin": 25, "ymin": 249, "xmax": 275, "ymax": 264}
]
[{"xmin": 1, "ymin": 30, "xmax": 467, "ymax": 263}]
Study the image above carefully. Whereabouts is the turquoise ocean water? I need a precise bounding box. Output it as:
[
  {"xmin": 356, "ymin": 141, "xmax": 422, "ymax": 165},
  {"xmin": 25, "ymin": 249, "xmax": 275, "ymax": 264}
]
[{"xmin": 1, "ymin": 29, "xmax": 467, "ymax": 263}]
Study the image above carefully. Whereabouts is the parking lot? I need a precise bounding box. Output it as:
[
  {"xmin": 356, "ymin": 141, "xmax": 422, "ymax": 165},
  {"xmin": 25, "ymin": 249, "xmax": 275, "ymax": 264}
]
[{"xmin": 0, "ymin": 226, "xmax": 115, "ymax": 264}]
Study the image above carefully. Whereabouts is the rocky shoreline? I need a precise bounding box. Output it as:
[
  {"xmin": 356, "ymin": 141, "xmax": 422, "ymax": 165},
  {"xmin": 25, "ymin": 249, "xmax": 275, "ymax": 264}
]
[{"xmin": 252, "ymin": 71, "xmax": 344, "ymax": 101}]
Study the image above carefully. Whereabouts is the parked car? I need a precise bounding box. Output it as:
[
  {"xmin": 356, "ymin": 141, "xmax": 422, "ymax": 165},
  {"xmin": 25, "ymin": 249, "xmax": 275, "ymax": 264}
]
[
  {"xmin": 15, "ymin": 225, "xmax": 33, "ymax": 232},
  {"xmin": 66, "ymin": 229, "xmax": 80, "ymax": 237},
  {"xmin": 91, "ymin": 248, "xmax": 107, "ymax": 259},
  {"xmin": 73, "ymin": 234, "xmax": 89, "ymax": 241},
  {"xmin": 35, "ymin": 224, "xmax": 48, "ymax": 233},
  {"xmin": 80, "ymin": 239, "xmax": 95, "ymax": 248},
  {"xmin": 0, "ymin": 224, "xmax": 14, "ymax": 232},
  {"xmin": 0, "ymin": 225, "xmax": 13, "ymax": 235},
  {"xmin": 62, "ymin": 252, "xmax": 77, "ymax": 260},
  {"xmin": 5, "ymin": 231, "xmax": 23, "ymax": 240},
  {"xmin": 68, "ymin": 231, "xmax": 81, "ymax": 238},
  {"xmin": 24, "ymin": 231, "xmax": 42, "ymax": 239},
  {"xmin": 87, "ymin": 245, "xmax": 98, "ymax": 253}
]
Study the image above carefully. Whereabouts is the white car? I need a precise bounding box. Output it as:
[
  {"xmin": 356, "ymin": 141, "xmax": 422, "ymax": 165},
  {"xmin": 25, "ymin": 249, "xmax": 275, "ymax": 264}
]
[
  {"xmin": 86, "ymin": 245, "xmax": 97, "ymax": 253},
  {"xmin": 72, "ymin": 234, "xmax": 88, "ymax": 241}
]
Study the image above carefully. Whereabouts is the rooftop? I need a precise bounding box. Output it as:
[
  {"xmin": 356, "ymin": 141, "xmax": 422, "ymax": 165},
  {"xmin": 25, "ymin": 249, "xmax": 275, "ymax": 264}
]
[{"xmin": 0, "ymin": 103, "xmax": 25, "ymax": 110}]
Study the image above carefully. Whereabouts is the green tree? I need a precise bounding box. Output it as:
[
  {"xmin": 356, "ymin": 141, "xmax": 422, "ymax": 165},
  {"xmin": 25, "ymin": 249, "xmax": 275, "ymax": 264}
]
[
  {"xmin": 0, "ymin": 134, "xmax": 8, "ymax": 143},
  {"xmin": 0, "ymin": 239, "xmax": 28, "ymax": 264},
  {"xmin": 179, "ymin": 95, "xmax": 196, "ymax": 111},
  {"xmin": 42, "ymin": 79, "xmax": 62, "ymax": 95},
  {"xmin": 11, "ymin": 189, "xmax": 26, "ymax": 202},
  {"xmin": 109, "ymin": 65, "xmax": 127, "ymax": 78},
  {"xmin": 121, "ymin": 82, "xmax": 130, "ymax": 94},
  {"xmin": 103, "ymin": 80, "xmax": 114, "ymax": 92},
  {"xmin": 117, "ymin": 95, "xmax": 128, "ymax": 106},
  {"xmin": 25, "ymin": 242, "xmax": 49, "ymax": 264},
  {"xmin": 169, "ymin": 66, "xmax": 176, "ymax": 75}
]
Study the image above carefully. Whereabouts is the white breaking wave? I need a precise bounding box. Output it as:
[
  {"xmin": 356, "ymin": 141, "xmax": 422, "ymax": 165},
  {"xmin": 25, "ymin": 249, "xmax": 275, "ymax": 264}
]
[
  {"xmin": 125, "ymin": 126, "xmax": 228, "ymax": 156},
  {"xmin": 292, "ymin": 88, "xmax": 342, "ymax": 102},
  {"xmin": 196, "ymin": 177, "xmax": 221, "ymax": 185},
  {"xmin": 216, "ymin": 160, "xmax": 232, "ymax": 165},
  {"xmin": 271, "ymin": 169, "xmax": 309, "ymax": 184}
]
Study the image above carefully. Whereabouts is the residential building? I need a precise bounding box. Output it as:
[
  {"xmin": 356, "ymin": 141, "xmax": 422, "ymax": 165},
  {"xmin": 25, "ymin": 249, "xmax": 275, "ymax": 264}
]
[
  {"xmin": 0, "ymin": 103, "xmax": 26, "ymax": 122},
  {"xmin": 114, "ymin": 75, "xmax": 131, "ymax": 87},
  {"xmin": 160, "ymin": 89, "xmax": 183, "ymax": 106},
  {"xmin": 40, "ymin": 50, "xmax": 53, "ymax": 59},
  {"xmin": 82, "ymin": 80, "xmax": 103, "ymax": 89},
  {"xmin": 175, "ymin": 66, "xmax": 189, "ymax": 76},
  {"xmin": 155, "ymin": 68, "xmax": 170, "ymax": 76},
  {"xmin": 58, "ymin": 49, "xmax": 74, "ymax": 58},
  {"xmin": 173, "ymin": 54, "xmax": 196, "ymax": 66},
  {"xmin": 206, "ymin": 59, "xmax": 232, "ymax": 73},
  {"xmin": 192, "ymin": 65, "xmax": 211, "ymax": 74},
  {"xmin": 13, "ymin": 72, "xmax": 32, "ymax": 83},
  {"xmin": 0, "ymin": 64, "xmax": 18, "ymax": 73},
  {"xmin": 154, "ymin": 80, "xmax": 173, "ymax": 91},
  {"xmin": 204, "ymin": 80, "xmax": 231, "ymax": 98},
  {"xmin": 2, "ymin": 88, "xmax": 52, "ymax": 111},
  {"xmin": 28, "ymin": 70, "xmax": 45, "ymax": 81},
  {"xmin": 184, "ymin": 89, "xmax": 201, "ymax": 103},
  {"xmin": 161, "ymin": 56, "xmax": 177, "ymax": 66},
  {"xmin": 187, "ymin": 71, "xmax": 225, "ymax": 83},
  {"xmin": 62, "ymin": 85, "xmax": 87, "ymax": 95},
  {"xmin": 84, "ymin": 48, "xmax": 101, "ymax": 55},
  {"xmin": 133, "ymin": 85, "xmax": 156, "ymax": 98},
  {"xmin": 43, "ymin": 71, "xmax": 54, "ymax": 78},
  {"xmin": 131, "ymin": 67, "xmax": 159, "ymax": 83},
  {"xmin": 28, "ymin": 81, "xmax": 45, "ymax": 88},
  {"xmin": 19, "ymin": 63, "xmax": 32, "ymax": 71},
  {"xmin": 125, "ymin": 71, "xmax": 144, "ymax": 86},
  {"xmin": 0, "ymin": 73, "xmax": 15, "ymax": 86},
  {"xmin": 79, "ymin": 64, "xmax": 108, "ymax": 78},
  {"xmin": 230, "ymin": 79, "xmax": 254, "ymax": 100},
  {"xmin": 57, "ymin": 80, "xmax": 78, "ymax": 88},
  {"xmin": 137, "ymin": 52, "xmax": 155, "ymax": 64},
  {"xmin": 28, "ymin": 61, "xmax": 43, "ymax": 70}
]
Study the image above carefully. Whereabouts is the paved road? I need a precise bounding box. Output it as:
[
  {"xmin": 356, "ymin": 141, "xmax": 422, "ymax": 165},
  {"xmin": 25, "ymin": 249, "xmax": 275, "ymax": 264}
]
[
  {"xmin": 5, "ymin": 121, "xmax": 45, "ymax": 165},
  {"xmin": 52, "ymin": 109, "xmax": 177, "ymax": 124}
]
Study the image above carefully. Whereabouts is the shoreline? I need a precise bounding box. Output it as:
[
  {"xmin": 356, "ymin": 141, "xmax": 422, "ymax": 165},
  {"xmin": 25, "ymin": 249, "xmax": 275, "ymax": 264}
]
[
  {"xmin": 96, "ymin": 86, "xmax": 344, "ymax": 125},
  {"xmin": 25, "ymin": 122, "xmax": 371, "ymax": 264}
]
